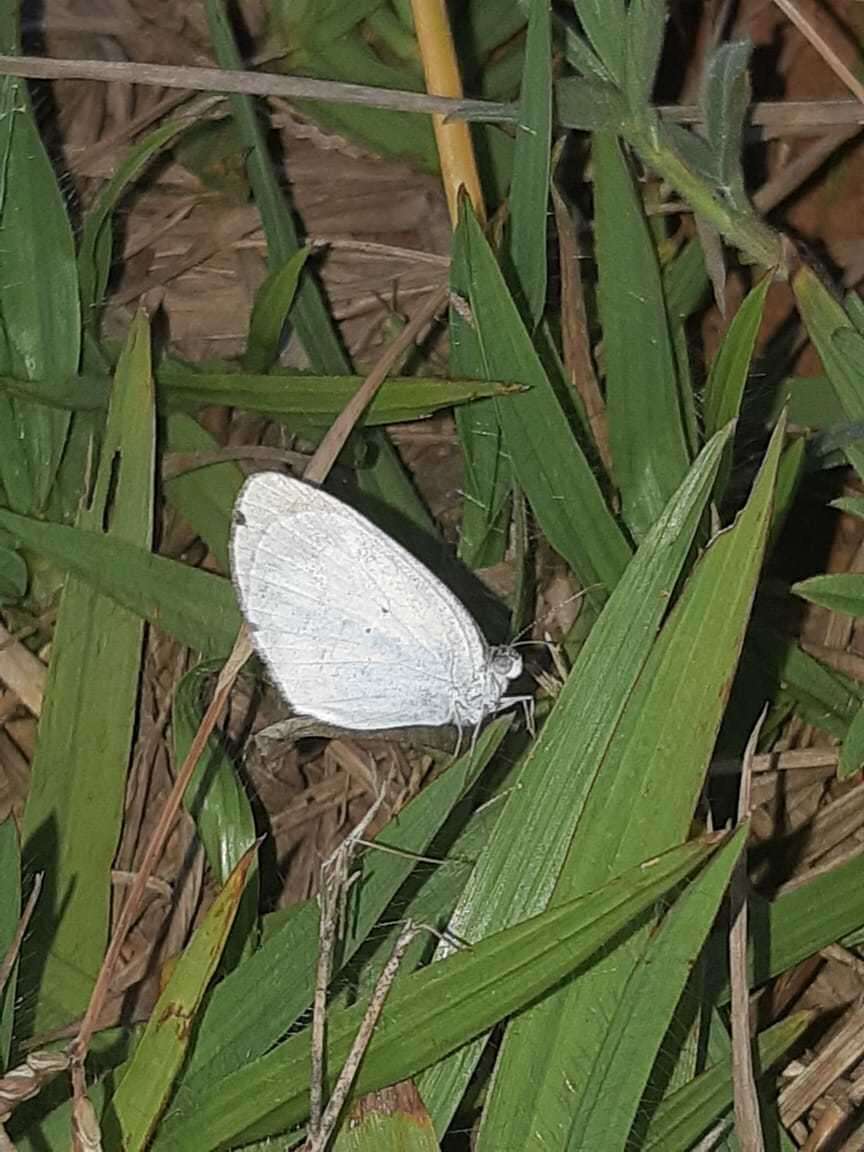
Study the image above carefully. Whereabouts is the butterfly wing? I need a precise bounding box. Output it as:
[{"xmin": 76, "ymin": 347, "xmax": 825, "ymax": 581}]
[{"xmin": 230, "ymin": 472, "xmax": 489, "ymax": 729}]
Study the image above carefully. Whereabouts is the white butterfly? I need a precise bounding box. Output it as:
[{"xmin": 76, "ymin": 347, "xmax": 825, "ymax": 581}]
[{"xmin": 230, "ymin": 472, "xmax": 524, "ymax": 731}]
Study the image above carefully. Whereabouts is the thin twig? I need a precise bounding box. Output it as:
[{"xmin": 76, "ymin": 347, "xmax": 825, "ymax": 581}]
[
  {"xmin": 729, "ymin": 709, "xmax": 767, "ymax": 1152},
  {"xmin": 1, "ymin": 53, "xmax": 863, "ymax": 136},
  {"xmin": 0, "ymin": 874, "xmax": 42, "ymax": 1001},
  {"xmin": 771, "ymin": 0, "xmax": 864, "ymax": 107},
  {"xmin": 308, "ymin": 792, "xmax": 387, "ymax": 1136},
  {"xmin": 303, "ymin": 283, "xmax": 448, "ymax": 484},
  {"xmin": 304, "ymin": 920, "xmax": 420, "ymax": 1152},
  {"xmin": 0, "ymin": 54, "xmax": 513, "ymax": 122}
]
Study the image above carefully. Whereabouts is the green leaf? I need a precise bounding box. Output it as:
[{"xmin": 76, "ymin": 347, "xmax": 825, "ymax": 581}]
[
  {"xmin": 593, "ymin": 132, "xmax": 691, "ymax": 541},
  {"xmin": 792, "ymin": 265, "xmax": 864, "ymax": 483},
  {"xmin": 154, "ymin": 835, "xmax": 723, "ymax": 1151},
  {"xmin": 243, "ymin": 248, "xmax": 310, "ymax": 373},
  {"xmin": 701, "ymin": 40, "xmax": 753, "ymax": 208},
  {"xmin": 453, "ymin": 230, "xmax": 512, "ymax": 569},
  {"xmin": 481, "ymin": 827, "xmax": 748, "ymax": 1151},
  {"xmin": 572, "ymin": 0, "xmax": 627, "ymax": 85},
  {"xmin": 461, "ymin": 202, "xmax": 632, "ymax": 601},
  {"xmin": 20, "ymin": 312, "xmax": 154, "ymax": 1036},
  {"xmin": 554, "ymin": 76, "xmax": 627, "ymax": 132},
  {"xmin": 792, "ymin": 572, "xmax": 864, "ymax": 618},
  {"xmin": 78, "ymin": 117, "xmax": 197, "ymax": 330},
  {"xmin": 163, "ymin": 412, "xmax": 244, "ymax": 573},
  {"xmin": 640, "ymin": 1012, "xmax": 812, "ymax": 1151},
  {"xmin": 175, "ymin": 664, "xmax": 258, "ymax": 966},
  {"xmin": 475, "ymin": 420, "xmax": 784, "ymax": 1150},
  {"xmin": 0, "ymin": 819, "xmax": 20, "ymax": 1067},
  {"xmin": 704, "ymin": 275, "xmax": 770, "ymax": 438},
  {"xmin": 0, "ymin": 70, "xmax": 79, "ymax": 512},
  {"xmin": 419, "ymin": 426, "xmax": 731, "ymax": 1130},
  {"xmin": 0, "ymin": 512, "xmax": 240, "ymax": 661},
  {"xmin": 841, "ymin": 703, "xmax": 864, "ymax": 778},
  {"xmin": 0, "ymin": 542, "xmax": 26, "ymax": 601},
  {"xmin": 0, "ymin": 367, "xmax": 512, "ymax": 426},
  {"xmin": 506, "ymin": 0, "xmax": 552, "ymax": 328},
  {"xmin": 624, "ymin": 0, "xmax": 667, "ymax": 112},
  {"xmin": 112, "ymin": 847, "xmax": 257, "ymax": 1152}
]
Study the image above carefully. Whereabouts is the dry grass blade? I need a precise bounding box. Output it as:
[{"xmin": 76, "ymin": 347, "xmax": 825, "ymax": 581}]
[
  {"xmin": 770, "ymin": 0, "xmax": 864, "ymax": 107},
  {"xmin": 0, "ymin": 621, "xmax": 45, "ymax": 717},
  {"xmin": 0, "ymin": 873, "xmax": 41, "ymax": 1001},
  {"xmin": 0, "ymin": 54, "xmax": 511, "ymax": 122},
  {"xmin": 730, "ymin": 711, "xmax": 766, "ymax": 1152}
]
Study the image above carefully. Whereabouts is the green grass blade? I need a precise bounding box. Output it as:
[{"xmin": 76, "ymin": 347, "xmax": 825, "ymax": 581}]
[
  {"xmin": 0, "ymin": 819, "xmax": 20, "ymax": 1067},
  {"xmin": 505, "ymin": 0, "xmax": 552, "ymax": 328},
  {"xmin": 793, "ymin": 572, "xmax": 864, "ymax": 618},
  {"xmin": 593, "ymin": 132, "xmax": 691, "ymax": 541},
  {"xmin": 475, "ymin": 420, "xmax": 784, "ymax": 1150},
  {"xmin": 169, "ymin": 720, "xmax": 511, "ymax": 1106},
  {"xmin": 163, "ymin": 412, "xmax": 245, "ymax": 573},
  {"xmin": 479, "ymin": 827, "xmax": 748, "ymax": 1151},
  {"xmin": 0, "ymin": 368, "xmax": 513, "ymax": 425},
  {"xmin": 792, "ymin": 266, "xmax": 864, "ymax": 482},
  {"xmin": 453, "ymin": 230, "xmax": 513, "ymax": 568},
  {"xmin": 641, "ymin": 1013, "xmax": 812, "ymax": 1151},
  {"xmin": 111, "ymin": 847, "xmax": 257, "ymax": 1152},
  {"xmin": 20, "ymin": 312, "xmax": 154, "ymax": 1036},
  {"xmin": 419, "ymin": 426, "xmax": 730, "ymax": 1130},
  {"xmin": 154, "ymin": 836, "xmax": 722, "ymax": 1151},
  {"xmin": 0, "ymin": 511, "xmax": 240, "ymax": 660},
  {"xmin": 461, "ymin": 203, "xmax": 632, "ymax": 601},
  {"xmin": 243, "ymin": 248, "xmax": 309, "ymax": 373},
  {"xmin": 0, "ymin": 75, "xmax": 79, "ymax": 512},
  {"xmin": 704, "ymin": 276, "xmax": 770, "ymax": 438},
  {"xmin": 78, "ymin": 117, "xmax": 198, "ymax": 329},
  {"xmin": 175, "ymin": 664, "xmax": 258, "ymax": 965}
]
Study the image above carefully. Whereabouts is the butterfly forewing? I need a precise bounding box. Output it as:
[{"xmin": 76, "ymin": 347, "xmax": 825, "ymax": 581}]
[{"xmin": 230, "ymin": 473, "xmax": 490, "ymax": 729}]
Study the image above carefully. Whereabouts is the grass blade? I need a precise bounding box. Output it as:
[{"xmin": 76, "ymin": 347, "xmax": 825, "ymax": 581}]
[
  {"xmin": 419, "ymin": 426, "xmax": 730, "ymax": 1129},
  {"xmin": 20, "ymin": 313, "xmax": 154, "ymax": 1036},
  {"xmin": 593, "ymin": 131, "xmax": 691, "ymax": 541},
  {"xmin": 111, "ymin": 847, "xmax": 258, "ymax": 1152},
  {"xmin": 462, "ymin": 203, "xmax": 632, "ymax": 601},
  {"xmin": 476, "ymin": 420, "xmax": 783, "ymax": 1150}
]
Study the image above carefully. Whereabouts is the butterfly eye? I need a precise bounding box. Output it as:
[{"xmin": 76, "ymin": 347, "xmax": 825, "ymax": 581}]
[{"xmin": 491, "ymin": 648, "xmax": 523, "ymax": 680}]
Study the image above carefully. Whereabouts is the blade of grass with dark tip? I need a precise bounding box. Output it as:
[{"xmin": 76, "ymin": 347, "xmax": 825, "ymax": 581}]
[
  {"xmin": 461, "ymin": 203, "xmax": 631, "ymax": 601},
  {"xmin": 20, "ymin": 312, "xmax": 154, "ymax": 1037},
  {"xmin": 593, "ymin": 131, "xmax": 691, "ymax": 542},
  {"xmin": 205, "ymin": 0, "xmax": 430, "ymax": 530},
  {"xmin": 419, "ymin": 425, "xmax": 731, "ymax": 1130},
  {"xmin": 0, "ymin": 819, "xmax": 20, "ymax": 1067},
  {"xmin": 111, "ymin": 846, "xmax": 258, "ymax": 1152},
  {"xmin": 0, "ymin": 510, "xmax": 241, "ymax": 659},
  {"xmin": 474, "ymin": 421, "xmax": 784, "ymax": 1151}
]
